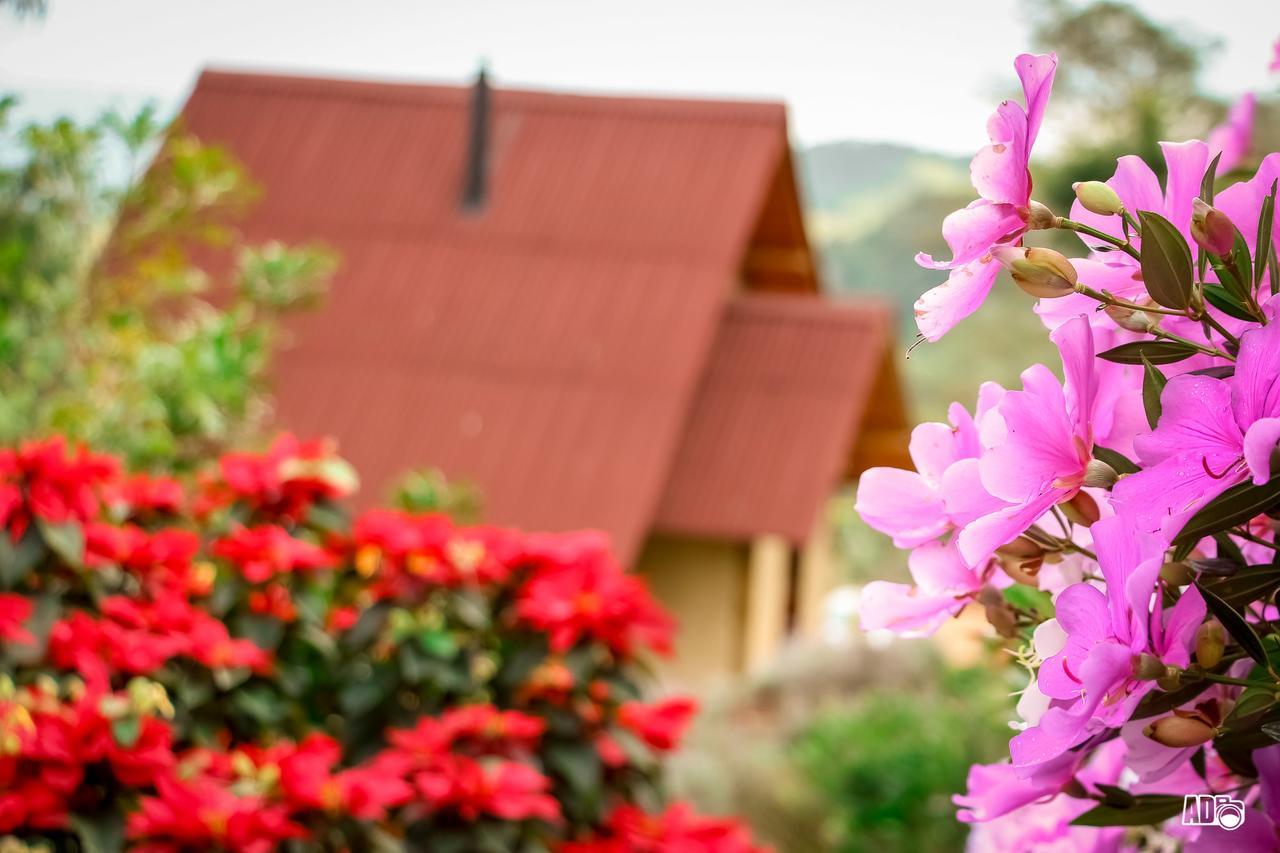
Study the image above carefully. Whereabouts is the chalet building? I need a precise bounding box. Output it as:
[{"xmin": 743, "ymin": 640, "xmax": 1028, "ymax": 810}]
[{"xmin": 178, "ymin": 70, "xmax": 910, "ymax": 687}]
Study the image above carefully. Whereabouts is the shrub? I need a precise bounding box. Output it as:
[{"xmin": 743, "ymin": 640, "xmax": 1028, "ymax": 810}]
[{"xmin": 0, "ymin": 434, "xmax": 764, "ymax": 852}]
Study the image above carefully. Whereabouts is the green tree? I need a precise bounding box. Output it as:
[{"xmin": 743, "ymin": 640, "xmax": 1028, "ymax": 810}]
[{"xmin": 0, "ymin": 99, "xmax": 334, "ymax": 471}]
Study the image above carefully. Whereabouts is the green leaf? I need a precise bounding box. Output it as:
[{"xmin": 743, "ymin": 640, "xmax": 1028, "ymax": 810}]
[
  {"xmin": 1201, "ymin": 283, "xmax": 1257, "ymax": 321},
  {"xmin": 1138, "ymin": 210, "xmax": 1194, "ymax": 310},
  {"xmin": 1140, "ymin": 354, "xmax": 1165, "ymax": 429},
  {"xmin": 1098, "ymin": 340, "xmax": 1198, "ymax": 366},
  {"xmin": 111, "ymin": 715, "xmax": 142, "ymax": 748},
  {"xmin": 1208, "ymin": 228, "xmax": 1255, "ymax": 306},
  {"xmin": 1262, "ymin": 721, "xmax": 1280, "ymax": 742},
  {"xmin": 1173, "ymin": 475, "xmax": 1280, "ymax": 549},
  {"xmin": 1094, "ymin": 783, "xmax": 1135, "ymax": 808},
  {"xmin": 36, "ymin": 519, "xmax": 84, "ymax": 569},
  {"xmin": 1197, "ymin": 582, "xmax": 1269, "ymax": 667},
  {"xmin": 544, "ymin": 740, "xmax": 604, "ymax": 804},
  {"xmin": 1133, "ymin": 680, "xmax": 1211, "ymax": 717},
  {"xmin": 1002, "ymin": 585, "xmax": 1054, "ymax": 619},
  {"xmin": 1199, "ymin": 564, "xmax": 1280, "ymax": 608},
  {"xmin": 1071, "ymin": 794, "xmax": 1184, "ymax": 827},
  {"xmin": 0, "ymin": 526, "xmax": 47, "ymax": 589},
  {"xmin": 1270, "ymin": 243, "xmax": 1279, "ymax": 297},
  {"xmin": 1092, "ymin": 445, "xmax": 1140, "ymax": 475},
  {"xmin": 1200, "ymin": 152, "xmax": 1222, "ymax": 206},
  {"xmin": 1256, "ymin": 180, "xmax": 1276, "ymax": 288},
  {"xmin": 71, "ymin": 811, "xmax": 125, "ymax": 853}
]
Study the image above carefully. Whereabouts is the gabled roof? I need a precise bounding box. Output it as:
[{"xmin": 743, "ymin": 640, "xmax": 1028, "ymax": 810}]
[
  {"xmin": 177, "ymin": 70, "xmax": 898, "ymax": 563},
  {"xmin": 656, "ymin": 294, "xmax": 892, "ymax": 542}
]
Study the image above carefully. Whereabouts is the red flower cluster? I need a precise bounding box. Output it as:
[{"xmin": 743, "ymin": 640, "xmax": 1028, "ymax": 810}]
[
  {"xmin": 0, "ymin": 437, "xmax": 118, "ymax": 541},
  {"xmin": 49, "ymin": 593, "xmax": 272, "ymax": 686},
  {"xmin": 350, "ymin": 509, "xmax": 522, "ymax": 595},
  {"xmin": 200, "ymin": 434, "xmax": 357, "ymax": 521},
  {"xmin": 561, "ymin": 803, "xmax": 770, "ymax": 853},
  {"xmin": 0, "ymin": 434, "xmax": 764, "ymax": 852},
  {"xmin": 516, "ymin": 535, "xmax": 674, "ymax": 657},
  {"xmin": 0, "ymin": 682, "xmax": 174, "ymax": 834}
]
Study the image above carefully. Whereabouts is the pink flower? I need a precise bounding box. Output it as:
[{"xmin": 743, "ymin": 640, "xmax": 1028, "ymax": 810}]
[
  {"xmin": 1009, "ymin": 518, "xmax": 1204, "ymax": 775},
  {"xmin": 1208, "ymin": 93, "xmax": 1256, "ymax": 174},
  {"xmin": 914, "ymin": 53, "xmax": 1057, "ymax": 341},
  {"xmin": 0, "ymin": 593, "xmax": 33, "ymax": 645},
  {"xmin": 1270, "ymin": 36, "xmax": 1280, "ymax": 73},
  {"xmin": 1113, "ymin": 307, "xmax": 1280, "ymax": 538},
  {"xmin": 958, "ymin": 315, "xmax": 1098, "ymax": 566}
]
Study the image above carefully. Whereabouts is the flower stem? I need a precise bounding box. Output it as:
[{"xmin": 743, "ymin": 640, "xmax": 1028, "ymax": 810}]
[
  {"xmin": 1056, "ymin": 217, "xmax": 1141, "ymax": 261},
  {"xmin": 1150, "ymin": 327, "xmax": 1235, "ymax": 361},
  {"xmin": 1230, "ymin": 527, "xmax": 1280, "ymax": 551}
]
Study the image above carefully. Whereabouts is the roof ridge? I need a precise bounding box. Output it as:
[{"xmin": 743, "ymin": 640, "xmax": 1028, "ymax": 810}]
[{"xmin": 195, "ymin": 68, "xmax": 787, "ymax": 125}]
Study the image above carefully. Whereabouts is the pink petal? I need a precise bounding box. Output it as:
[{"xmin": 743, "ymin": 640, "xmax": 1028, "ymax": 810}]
[
  {"xmin": 957, "ymin": 487, "xmax": 1064, "ymax": 567},
  {"xmin": 857, "ymin": 581, "xmax": 963, "ymax": 635},
  {"xmin": 1051, "ymin": 315, "xmax": 1097, "ymax": 431},
  {"xmin": 854, "ymin": 467, "xmax": 948, "ymax": 548},
  {"xmin": 1158, "ymin": 585, "xmax": 1205, "ymax": 667},
  {"xmin": 1207, "ymin": 93, "xmax": 1256, "ymax": 175},
  {"xmin": 916, "ymin": 200, "xmax": 1025, "ymax": 270},
  {"xmin": 1233, "ymin": 317, "xmax": 1280, "ymax": 427},
  {"xmin": 908, "ymin": 421, "xmax": 967, "ymax": 484},
  {"xmin": 1159, "ymin": 140, "xmax": 1210, "ymax": 232},
  {"xmin": 1053, "ymin": 582, "xmax": 1111, "ymax": 642},
  {"xmin": 1015, "ymin": 53, "xmax": 1058, "ymax": 152},
  {"xmin": 914, "ymin": 256, "xmax": 1001, "ymax": 342},
  {"xmin": 941, "ymin": 458, "xmax": 1008, "ymax": 527},
  {"xmin": 979, "ymin": 365, "xmax": 1079, "ymax": 504},
  {"xmin": 1134, "ymin": 375, "xmax": 1241, "ymax": 466},
  {"xmin": 908, "ymin": 540, "xmax": 980, "ymax": 595},
  {"xmin": 970, "ymin": 100, "xmax": 1032, "ymax": 206},
  {"xmin": 1112, "ymin": 450, "xmax": 1244, "ymax": 539},
  {"xmin": 1244, "ymin": 418, "xmax": 1280, "ymax": 485}
]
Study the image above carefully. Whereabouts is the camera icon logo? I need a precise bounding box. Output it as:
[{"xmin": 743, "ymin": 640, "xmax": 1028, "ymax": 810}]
[{"xmin": 1182, "ymin": 794, "xmax": 1246, "ymax": 831}]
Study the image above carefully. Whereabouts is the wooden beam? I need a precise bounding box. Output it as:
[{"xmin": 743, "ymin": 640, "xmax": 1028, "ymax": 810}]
[{"xmin": 743, "ymin": 534, "xmax": 791, "ymax": 672}]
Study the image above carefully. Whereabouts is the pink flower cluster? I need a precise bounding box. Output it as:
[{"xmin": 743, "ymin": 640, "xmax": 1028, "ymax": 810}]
[{"xmin": 861, "ymin": 50, "xmax": 1280, "ymax": 848}]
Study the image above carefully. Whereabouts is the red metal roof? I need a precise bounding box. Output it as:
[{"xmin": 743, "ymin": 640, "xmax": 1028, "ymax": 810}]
[
  {"xmin": 176, "ymin": 70, "xmax": 896, "ymax": 562},
  {"xmin": 656, "ymin": 294, "xmax": 892, "ymax": 542}
]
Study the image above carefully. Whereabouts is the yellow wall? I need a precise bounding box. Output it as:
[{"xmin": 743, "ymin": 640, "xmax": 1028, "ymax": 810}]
[{"xmin": 634, "ymin": 535, "xmax": 749, "ymax": 691}]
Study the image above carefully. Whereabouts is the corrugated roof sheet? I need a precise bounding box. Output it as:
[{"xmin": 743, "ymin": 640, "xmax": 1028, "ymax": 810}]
[
  {"xmin": 656, "ymin": 294, "xmax": 891, "ymax": 542},
  {"xmin": 176, "ymin": 70, "xmax": 896, "ymax": 563}
]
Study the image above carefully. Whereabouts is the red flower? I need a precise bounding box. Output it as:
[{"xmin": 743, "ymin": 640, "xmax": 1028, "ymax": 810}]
[
  {"xmin": 128, "ymin": 773, "xmax": 307, "ymax": 853},
  {"xmin": 413, "ymin": 755, "xmax": 561, "ymax": 824},
  {"xmin": 202, "ymin": 434, "xmax": 357, "ymax": 521},
  {"xmin": 0, "ymin": 594, "xmax": 33, "ymax": 645},
  {"xmin": 516, "ymin": 542, "xmax": 673, "ymax": 657},
  {"xmin": 349, "ymin": 510, "xmax": 520, "ymax": 596},
  {"xmin": 617, "ymin": 697, "xmax": 698, "ymax": 753},
  {"xmin": 441, "ymin": 705, "xmax": 546, "ymax": 754},
  {"xmin": 104, "ymin": 473, "xmax": 185, "ymax": 517},
  {"xmin": 0, "ymin": 437, "xmax": 119, "ymax": 540},
  {"xmin": 559, "ymin": 803, "xmax": 769, "ymax": 853},
  {"xmin": 248, "ymin": 583, "xmax": 297, "ymax": 622},
  {"xmin": 277, "ymin": 734, "xmax": 412, "ymax": 820},
  {"xmin": 212, "ymin": 525, "xmax": 335, "ymax": 584},
  {"xmin": 84, "ymin": 523, "xmax": 201, "ymax": 593}
]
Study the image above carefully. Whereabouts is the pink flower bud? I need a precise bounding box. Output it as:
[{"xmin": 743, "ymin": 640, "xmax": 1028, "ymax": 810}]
[
  {"xmin": 1026, "ymin": 201, "xmax": 1057, "ymax": 231},
  {"xmin": 1190, "ymin": 198, "xmax": 1236, "ymax": 256}
]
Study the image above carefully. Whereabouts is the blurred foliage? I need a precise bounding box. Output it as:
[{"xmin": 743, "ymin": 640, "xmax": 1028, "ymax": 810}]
[
  {"xmin": 0, "ymin": 98, "xmax": 335, "ymax": 472},
  {"xmin": 392, "ymin": 467, "xmax": 484, "ymax": 523},
  {"xmin": 792, "ymin": 666, "xmax": 1012, "ymax": 853},
  {"xmin": 0, "ymin": 0, "xmax": 45, "ymax": 18},
  {"xmin": 670, "ymin": 642, "xmax": 1015, "ymax": 852}
]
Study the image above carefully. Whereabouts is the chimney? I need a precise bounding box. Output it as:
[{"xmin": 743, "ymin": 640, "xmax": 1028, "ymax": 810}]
[{"xmin": 460, "ymin": 64, "xmax": 490, "ymax": 213}]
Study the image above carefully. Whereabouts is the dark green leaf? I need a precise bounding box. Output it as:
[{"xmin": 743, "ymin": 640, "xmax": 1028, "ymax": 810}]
[
  {"xmin": 1098, "ymin": 340, "xmax": 1198, "ymax": 366},
  {"xmin": 1201, "ymin": 283, "xmax": 1257, "ymax": 321},
  {"xmin": 1138, "ymin": 210, "xmax": 1194, "ymax": 310},
  {"xmin": 1197, "ymin": 582, "xmax": 1268, "ymax": 667},
  {"xmin": 1256, "ymin": 180, "xmax": 1276, "ymax": 288},
  {"xmin": 342, "ymin": 601, "xmax": 390, "ymax": 651},
  {"xmin": 1213, "ymin": 532, "xmax": 1248, "ymax": 567},
  {"xmin": 544, "ymin": 740, "xmax": 603, "ymax": 802},
  {"xmin": 36, "ymin": 519, "xmax": 83, "ymax": 569},
  {"xmin": 1094, "ymin": 784, "xmax": 1135, "ymax": 808},
  {"xmin": 1188, "ymin": 557, "xmax": 1241, "ymax": 577},
  {"xmin": 1262, "ymin": 721, "xmax": 1280, "ymax": 742},
  {"xmin": 1133, "ymin": 679, "xmax": 1212, "ymax": 717},
  {"xmin": 1201, "ymin": 152, "xmax": 1222, "ymax": 205},
  {"xmin": 1140, "ymin": 354, "xmax": 1165, "ymax": 429},
  {"xmin": 1071, "ymin": 794, "xmax": 1184, "ymax": 827},
  {"xmin": 1271, "ymin": 244, "xmax": 1279, "ymax": 297},
  {"xmin": 0, "ymin": 526, "xmax": 47, "ymax": 589},
  {"xmin": 1173, "ymin": 475, "xmax": 1280, "ymax": 548},
  {"xmin": 71, "ymin": 811, "xmax": 125, "ymax": 853},
  {"xmin": 1092, "ymin": 445, "xmax": 1140, "ymax": 475},
  {"xmin": 1190, "ymin": 747, "xmax": 1207, "ymax": 781},
  {"xmin": 1226, "ymin": 684, "xmax": 1276, "ymax": 722},
  {"xmin": 1228, "ymin": 228, "xmax": 1254, "ymax": 302},
  {"xmin": 1200, "ymin": 565, "xmax": 1280, "ymax": 608}
]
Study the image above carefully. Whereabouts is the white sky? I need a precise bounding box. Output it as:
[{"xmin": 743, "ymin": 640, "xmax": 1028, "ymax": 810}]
[{"xmin": 0, "ymin": 0, "xmax": 1275, "ymax": 154}]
